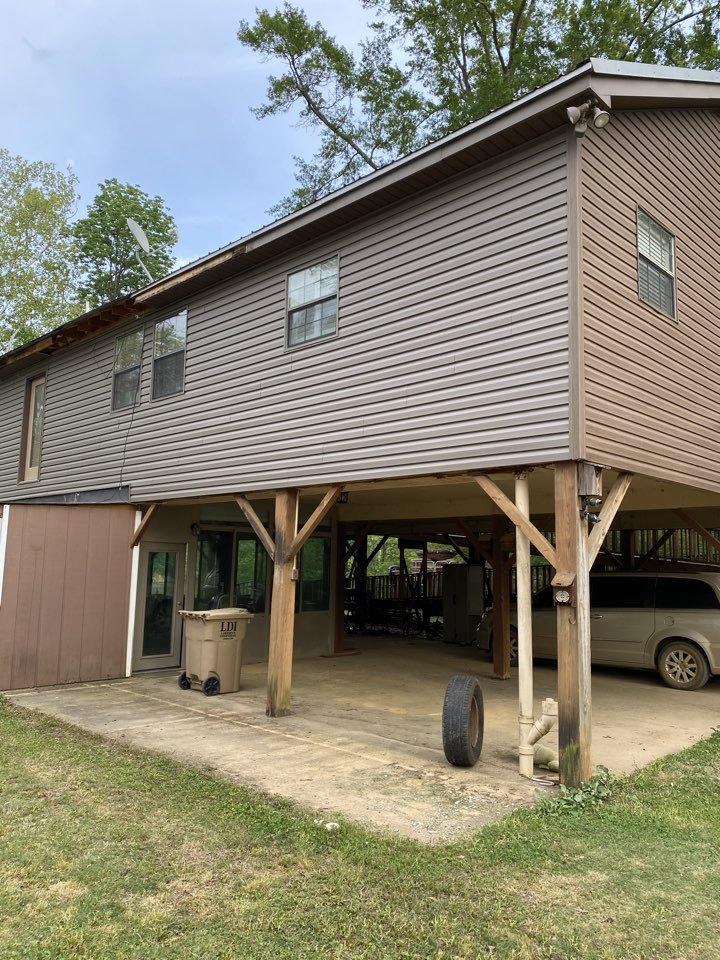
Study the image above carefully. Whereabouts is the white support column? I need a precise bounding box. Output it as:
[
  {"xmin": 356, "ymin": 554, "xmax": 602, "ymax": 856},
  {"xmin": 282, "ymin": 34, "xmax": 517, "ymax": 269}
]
[
  {"xmin": 515, "ymin": 475, "xmax": 535, "ymax": 778},
  {"xmin": 0, "ymin": 505, "xmax": 10, "ymax": 607},
  {"xmin": 125, "ymin": 510, "xmax": 142, "ymax": 678}
]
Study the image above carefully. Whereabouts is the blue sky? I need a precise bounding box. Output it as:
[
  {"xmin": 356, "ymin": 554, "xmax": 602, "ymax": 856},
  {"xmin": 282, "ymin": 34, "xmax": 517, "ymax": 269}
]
[{"xmin": 1, "ymin": 0, "xmax": 368, "ymax": 266}]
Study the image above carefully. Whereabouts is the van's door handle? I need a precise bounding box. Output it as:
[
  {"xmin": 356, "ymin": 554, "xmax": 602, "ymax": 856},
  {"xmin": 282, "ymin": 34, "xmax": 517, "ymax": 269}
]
[{"xmin": 590, "ymin": 614, "xmax": 603, "ymax": 620}]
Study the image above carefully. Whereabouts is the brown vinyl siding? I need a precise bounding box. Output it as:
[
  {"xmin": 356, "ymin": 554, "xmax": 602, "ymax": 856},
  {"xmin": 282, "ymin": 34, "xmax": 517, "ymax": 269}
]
[
  {"xmin": 581, "ymin": 109, "xmax": 720, "ymax": 490},
  {"xmin": 0, "ymin": 134, "xmax": 570, "ymax": 502},
  {"xmin": 0, "ymin": 504, "xmax": 135, "ymax": 690}
]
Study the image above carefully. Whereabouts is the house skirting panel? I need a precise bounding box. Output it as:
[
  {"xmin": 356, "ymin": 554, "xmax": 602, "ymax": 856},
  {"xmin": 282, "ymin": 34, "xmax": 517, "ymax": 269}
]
[{"xmin": 0, "ymin": 503, "xmax": 135, "ymax": 691}]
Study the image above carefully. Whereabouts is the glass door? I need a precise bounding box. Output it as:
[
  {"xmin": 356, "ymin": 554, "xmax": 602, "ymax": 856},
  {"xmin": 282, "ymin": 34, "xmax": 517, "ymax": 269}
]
[{"xmin": 133, "ymin": 542, "xmax": 186, "ymax": 671}]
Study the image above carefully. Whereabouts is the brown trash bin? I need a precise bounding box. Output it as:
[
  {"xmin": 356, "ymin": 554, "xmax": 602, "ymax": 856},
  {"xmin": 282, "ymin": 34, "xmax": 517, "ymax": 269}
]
[{"xmin": 178, "ymin": 608, "xmax": 253, "ymax": 696}]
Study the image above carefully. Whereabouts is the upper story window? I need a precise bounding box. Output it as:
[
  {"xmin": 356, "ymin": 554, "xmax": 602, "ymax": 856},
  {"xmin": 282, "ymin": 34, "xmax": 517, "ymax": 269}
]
[
  {"xmin": 637, "ymin": 210, "xmax": 675, "ymax": 319},
  {"xmin": 22, "ymin": 375, "xmax": 46, "ymax": 482},
  {"xmin": 113, "ymin": 331, "xmax": 143, "ymax": 410},
  {"xmin": 287, "ymin": 256, "xmax": 338, "ymax": 348},
  {"xmin": 153, "ymin": 310, "xmax": 187, "ymax": 399}
]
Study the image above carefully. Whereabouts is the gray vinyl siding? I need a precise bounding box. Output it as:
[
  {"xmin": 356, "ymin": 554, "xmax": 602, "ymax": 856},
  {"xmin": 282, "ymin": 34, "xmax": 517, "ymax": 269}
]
[
  {"xmin": 580, "ymin": 109, "xmax": 720, "ymax": 492},
  {"xmin": 0, "ymin": 134, "xmax": 571, "ymax": 502}
]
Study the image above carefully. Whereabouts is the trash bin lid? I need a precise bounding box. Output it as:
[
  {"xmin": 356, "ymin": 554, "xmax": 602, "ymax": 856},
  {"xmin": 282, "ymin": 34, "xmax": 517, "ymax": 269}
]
[{"xmin": 178, "ymin": 608, "xmax": 253, "ymax": 621}]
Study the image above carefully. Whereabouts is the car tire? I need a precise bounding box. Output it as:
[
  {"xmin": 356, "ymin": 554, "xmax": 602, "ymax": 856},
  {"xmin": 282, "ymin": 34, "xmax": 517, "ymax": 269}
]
[
  {"xmin": 489, "ymin": 626, "xmax": 519, "ymax": 667},
  {"xmin": 442, "ymin": 675, "xmax": 484, "ymax": 767},
  {"xmin": 657, "ymin": 640, "xmax": 710, "ymax": 691}
]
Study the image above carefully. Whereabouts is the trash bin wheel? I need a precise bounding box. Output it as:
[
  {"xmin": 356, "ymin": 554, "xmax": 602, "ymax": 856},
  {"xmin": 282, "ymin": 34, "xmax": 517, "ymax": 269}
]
[
  {"xmin": 202, "ymin": 675, "xmax": 221, "ymax": 697},
  {"xmin": 442, "ymin": 674, "xmax": 484, "ymax": 767},
  {"xmin": 178, "ymin": 672, "xmax": 191, "ymax": 691}
]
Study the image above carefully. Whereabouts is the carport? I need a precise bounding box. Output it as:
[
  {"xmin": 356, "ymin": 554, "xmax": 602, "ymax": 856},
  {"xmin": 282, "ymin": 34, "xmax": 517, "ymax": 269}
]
[
  {"xmin": 220, "ymin": 463, "xmax": 720, "ymax": 786},
  {"xmin": 8, "ymin": 635, "xmax": 719, "ymax": 841}
]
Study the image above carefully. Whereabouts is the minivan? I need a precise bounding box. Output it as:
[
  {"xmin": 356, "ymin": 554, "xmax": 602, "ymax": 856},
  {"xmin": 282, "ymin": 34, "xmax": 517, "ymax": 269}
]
[{"xmin": 476, "ymin": 572, "xmax": 720, "ymax": 690}]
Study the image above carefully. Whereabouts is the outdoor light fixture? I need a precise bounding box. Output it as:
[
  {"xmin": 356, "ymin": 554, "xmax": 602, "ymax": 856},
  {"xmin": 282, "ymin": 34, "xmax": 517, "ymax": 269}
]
[
  {"xmin": 190, "ymin": 522, "xmax": 201, "ymax": 537},
  {"xmin": 566, "ymin": 99, "xmax": 611, "ymax": 137},
  {"xmin": 591, "ymin": 105, "xmax": 610, "ymax": 128},
  {"xmin": 580, "ymin": 494, "xmax": 603, "ymax": 525}
]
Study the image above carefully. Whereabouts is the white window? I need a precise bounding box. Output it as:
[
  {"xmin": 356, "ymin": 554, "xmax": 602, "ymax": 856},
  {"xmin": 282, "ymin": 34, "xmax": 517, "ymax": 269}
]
[
  {"xmin": 153, "ymin": 311, "xmax": 187, "ymax": 399},
  {"xmin": 22, "ymin": 375, "xmax": 46, "ymax": 482},
  {"xmin": 113, "ymin": 330, "xmax": 143, "ymax": 410},
  {"xmin": 638, "ymin": 210, "xmax": 675, "ymax": 318},
  {"xmin": 287, "ymin": 256, "xmax": 338, "ymax": 348}
]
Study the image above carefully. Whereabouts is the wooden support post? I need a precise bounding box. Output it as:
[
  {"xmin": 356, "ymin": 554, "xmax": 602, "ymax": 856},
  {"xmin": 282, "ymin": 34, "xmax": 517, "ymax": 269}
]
[
  {"xmin": 620, "ymin": 530, "xmax": 635, "ymax": 570},
  {"xmin": 491, "ymin": 514, "xmax": 511, "ymax": 680},
  {"xmin": 554, "ymin": 462, "xmax": 592, "ymax": 786},
  {"xmin": 333, "ymin": 521, "xmax": 347, "ymax": 653},
  {"xmin": 355, "ymin": 536, "xmax": 368, "ymax": 631},
  {"xmin": 266, "ymin": 489, "xmax": 299, "ymax": 718}
]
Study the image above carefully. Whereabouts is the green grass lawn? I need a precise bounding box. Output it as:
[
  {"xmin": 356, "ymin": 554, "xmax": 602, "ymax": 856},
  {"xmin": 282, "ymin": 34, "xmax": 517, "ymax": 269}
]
[{"xmin": 1, "ymin": 697, "xmax": 719, "ymax": 960}]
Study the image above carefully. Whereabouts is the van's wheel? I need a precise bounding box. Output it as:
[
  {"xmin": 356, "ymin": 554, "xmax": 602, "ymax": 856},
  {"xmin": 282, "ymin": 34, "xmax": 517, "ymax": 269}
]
[
  {"xmin": 490, "ymin": 626, "xmax": 518, "ymax": 667},
  {"xmin": 178, "ymin": 671, "xmax": 191, "ymax": 691},
  {"xmin": 442, "ymin": 675, "xmax": 484, "ymax": 767},
  {"xmin": 657, "ymin": 640, "xmax": 710, "ymax": 691},
  {"xmin": 202, "ymin": 676, "xmax": 221, "ymax": 696}
]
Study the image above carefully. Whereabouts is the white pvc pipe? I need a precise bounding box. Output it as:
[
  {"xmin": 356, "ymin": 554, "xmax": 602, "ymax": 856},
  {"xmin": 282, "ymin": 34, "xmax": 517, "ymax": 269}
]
[
  {"xmin": 0, "ymin": 505, "xmax": 9, "ymax": 607},
  {"xmin": 515, "ymin": 475, "xmax": 534, "ymax": 778},
  {"xmin": 125, "ymin": 510, "xmax": 142, "ymax": 678}
]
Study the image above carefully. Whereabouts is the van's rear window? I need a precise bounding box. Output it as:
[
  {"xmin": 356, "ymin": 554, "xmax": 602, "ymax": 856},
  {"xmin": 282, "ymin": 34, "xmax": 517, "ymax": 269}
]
[{"xmin": 655, "ymin": 578, "xmax": 720, "ymax": 610}]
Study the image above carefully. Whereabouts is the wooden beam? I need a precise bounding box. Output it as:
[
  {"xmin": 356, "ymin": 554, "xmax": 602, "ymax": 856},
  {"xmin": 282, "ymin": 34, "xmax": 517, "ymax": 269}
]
[
  {"xmin": 491, "ymin": 515, "xmax": 511, "ymax": 680},
  {"xmin": 453, "ymin": 517, "xmax": 492, "ymax": 564},
  {"xmin": 266, "ymin": 490, "xmax": 299, "ymax": 717},
  {"xmin": 344, "ymin": 524, "xmax": 371, "ymax": 563},
  {"xmin": 674, "ymin": 509, "xmax": 720, "ymax": 557},
  {"xmin": 599, "ymin": 544, "xmax": 622, "ymax": 568},
  {"xmin": 286, "ymin": 485, "xmax": 344, "ymax": 561},
  {"xmin": 235, "ymin": 496, "xmax": 276, "ymax": 563},
  {"xmin": 366, "ymin": 534, "xmax": 388, "ymax": 568},
  {"xmin": 636, "ymin": 529, "xmax": 676, "ymax": 570},
  {"xmin": 587, "ymin": 473, "xmax": 633, "ymax": 566},
  {"xmin": 554, "ymin": 462, "xmax": 592, "ymax": 787},
  {"xmin": 446, "ymin": 534, "xmax": 469, "ymax": 563},
  {"xmin": 475, "ymin": 475, "xmax": 558, "ymax": 569},
  {"xmin": 130, "ymin": 504, "xmax": 158, "ymax": 548}
]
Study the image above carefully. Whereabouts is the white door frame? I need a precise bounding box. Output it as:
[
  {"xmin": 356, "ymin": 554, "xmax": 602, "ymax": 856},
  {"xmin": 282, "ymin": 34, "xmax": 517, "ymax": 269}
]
[{"xmin": 132, "ymin": 541, "xmax": 186, "ymax": 672}]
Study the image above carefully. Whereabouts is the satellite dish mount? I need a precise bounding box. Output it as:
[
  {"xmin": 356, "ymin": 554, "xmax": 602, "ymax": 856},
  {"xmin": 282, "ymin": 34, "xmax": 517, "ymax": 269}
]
[{"xmin": 126, "ymin": 217, "xmax": 154, "ymax": 283}]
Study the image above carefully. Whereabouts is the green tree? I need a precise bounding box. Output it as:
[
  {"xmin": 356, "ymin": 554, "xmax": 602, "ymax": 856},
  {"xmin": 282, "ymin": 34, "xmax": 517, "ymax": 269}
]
[
  {"xmin": 74, "ymin": 179, "xmax": 177, "ymax": 307},
  {"xmin": 0, "ymin": 149, "xmax": 79, "ymax": 353},
  {"xmin": 239, "ymin": 0, "xmax": 720, "ymax": 214}
]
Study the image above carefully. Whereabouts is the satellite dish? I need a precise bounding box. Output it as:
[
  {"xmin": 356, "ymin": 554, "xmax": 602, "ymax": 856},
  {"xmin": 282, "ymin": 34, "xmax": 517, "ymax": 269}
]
[{"xmin": 126, "ymin": 217, "xmax": 151, "ymax": 254}]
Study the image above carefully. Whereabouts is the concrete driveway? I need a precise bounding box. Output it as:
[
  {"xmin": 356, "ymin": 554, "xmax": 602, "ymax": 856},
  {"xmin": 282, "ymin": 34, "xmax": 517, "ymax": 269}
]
[{"xmin": 8, "ymin": 637, "xmax": 719, "ymax": 842}]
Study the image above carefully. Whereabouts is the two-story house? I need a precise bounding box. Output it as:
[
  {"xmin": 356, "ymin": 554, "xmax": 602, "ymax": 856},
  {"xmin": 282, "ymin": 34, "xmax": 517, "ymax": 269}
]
[{"xmin": 2, "ymin": 58, "xmax": 720, "ymax": 784}]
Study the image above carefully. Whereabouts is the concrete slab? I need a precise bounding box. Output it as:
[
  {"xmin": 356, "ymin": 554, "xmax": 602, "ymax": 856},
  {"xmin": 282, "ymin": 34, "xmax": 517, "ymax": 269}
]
[{"xmin": 8, "ymin": 637, "xmax": 719, "ymax": 842}]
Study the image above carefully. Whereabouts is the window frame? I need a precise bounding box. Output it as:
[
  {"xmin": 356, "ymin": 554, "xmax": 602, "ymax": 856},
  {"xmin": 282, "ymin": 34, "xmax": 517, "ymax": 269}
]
[
  {"xmin": 112, "ymin": 329, "xmax": 144, "ymax": 411},
  {"xmin": 285, "ymin": 254, "xmax": 340, "ymax": 351},
  {"xmin": 21, "ymin": 374, "xmax": 46, "ymax": 482},
  {"xmin": 152, "ymin": 309, "xmax": 187, "ymax": 401},
  {"xmin": 637, "ymin": 208, "xmax": 676, "ymax": 320}
]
